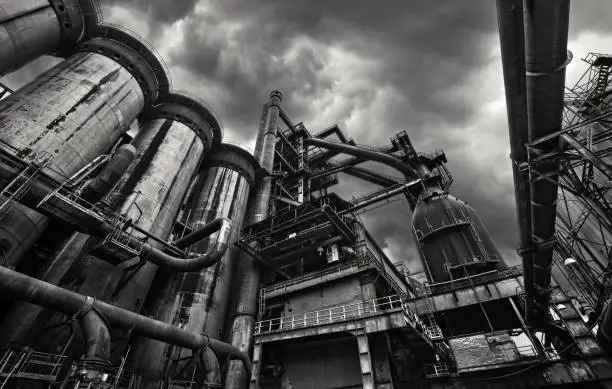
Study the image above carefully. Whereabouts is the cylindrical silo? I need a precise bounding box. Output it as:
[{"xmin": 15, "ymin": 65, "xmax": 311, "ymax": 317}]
[
  {"xmin": 411, "ymin": 193, "xmax": 506, "ymax": 283},
  {"xmin": 130, "ymin": 143, "xmax": 258, "ymax": 387},
  {"xmin": 225, "ymin": 91, "xmax": 282, "ymax": 388},
  {"xmin": 0, "ymin": 93, "xmax": 219, "ymax": 355},
  {"xmin": 0, "ymin": 0, "xmax": 98, "ymax": 76},
  {"xmin": 0, "ymin": 25, "xmax": 166, "ymax": 270}
]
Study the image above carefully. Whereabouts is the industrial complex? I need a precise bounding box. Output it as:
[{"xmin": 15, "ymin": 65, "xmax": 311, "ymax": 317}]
[{"xmin": 0, "ymin": 0, "xmax": 611, "ymax": 388}]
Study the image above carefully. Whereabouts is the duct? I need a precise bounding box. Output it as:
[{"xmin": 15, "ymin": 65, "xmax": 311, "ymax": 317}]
[
  {"xmin": 130, "ymin": 143, "xmax": 258, "ymax": 387},
  {"xmin": 132, "ymin": 218, "xmax": 233, "ymax": 272},
  {"xmin": 79, "ymin": 144, "xmax": 137, "ymax": 203},
  {"xmin": 202, "ymin": 348, "xmax": 222, "ymax": 388},
  {"xmin": 173, "ymin": 217, "xmax": 229, "ymax": 249},
  {"xmin": 303, "ymin": 138, "xmax": 418, "ymax": 178},
  {"xmin": 523, "ymin": 0, "xmax": 570, "ymax": 325},
  {"xmin": 0, "ymin": 0, "xmax": 97, "ymax": 76},
  {"xmin": 496, "ymin": 0, "xmax": 570, "ymax": 325},
  {"xmin": 225, "ymin": 91, "xmax": 281, "ymax": 389},
  {"xmin": 0, "ymin": 266, "xmax": 252, "ymax": 375},
  {"xmin": 79, "ymin": 308, "xmax": 111, "ymax": 362}
]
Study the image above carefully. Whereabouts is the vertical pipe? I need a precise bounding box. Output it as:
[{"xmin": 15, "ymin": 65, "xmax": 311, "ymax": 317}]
[
  {"xmin": 225, "ymin": 91, "xmax": 282, "ymax": 388},
  {"xmin": 130, "ymin": 144, "xmax": 258, "ymax": 387}
]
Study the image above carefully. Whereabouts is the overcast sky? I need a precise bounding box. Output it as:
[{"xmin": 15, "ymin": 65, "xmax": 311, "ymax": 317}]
[{"xmin": 5, "ymin": 1, "xmax": 612, "ymax": 276}]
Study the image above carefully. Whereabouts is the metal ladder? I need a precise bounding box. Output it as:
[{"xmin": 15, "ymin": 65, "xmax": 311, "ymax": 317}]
[
  {"xmin": 0, "ymin": 151, "xmax": 53, "ymax": 214},
  {"xmin": 420, "ymin": 283, "xmax": 443, "ymax": 341},
  {"xmin": 258, "ymin": 289, "xmax": 266, "ymax": 320}
]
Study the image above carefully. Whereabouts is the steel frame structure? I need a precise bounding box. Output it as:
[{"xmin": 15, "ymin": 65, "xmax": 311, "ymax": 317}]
[{"xmin": 526, "ymin": 52, "xmax": 612, "ymax": 319}]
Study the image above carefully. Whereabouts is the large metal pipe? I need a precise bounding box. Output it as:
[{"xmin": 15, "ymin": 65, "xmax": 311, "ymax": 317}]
[
  {"xmin": 0, "ymin": 266, "xmax": 251, "ymax": 373},
  {"xmin": 225, "ymin": 91, "xmax": 281, "ymax": 388},
  {"xmin": 79, "ymin": 144, "xmax": 137, "ymax": 203},
  {"xmin": 496, "ymin": 0, "xmax": 570, "ymax": 325},
  {"xmin": 523, "ymin": 0, "xmax": 570, "ymax": 325},
  {"xmin": 303, "ymin": 138, "xmax": 418, "ymax": 178},
  {"xmin": 130, "ymin": 143, "xmax": 258, "ymax": 387},
  {"xmin": 0, "ymin": 25, "xmax": 167, "ymax": 271},
  {"xmin": 0, "ymin": 0, "xmax": 99, "ymax": 76},
  {"xmin": 496, "ymin": 0, "xmax": 534, "ymax": 311}
]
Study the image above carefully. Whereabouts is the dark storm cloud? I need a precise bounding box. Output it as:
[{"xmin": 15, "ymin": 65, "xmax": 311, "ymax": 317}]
[
  {"xmin": 101, "ymin": 0, "xmax": 199, "ymax": 24},
  {"xmin": 168, "ymin": 0, "xmax": 499, "ymax": 141}
]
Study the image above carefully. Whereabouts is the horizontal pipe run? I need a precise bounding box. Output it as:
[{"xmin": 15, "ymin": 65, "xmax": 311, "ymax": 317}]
[
  {"xmin": 129, "ymin": 218, "xmax": 233, "ymax": 272},
  {"xmin": 0, "ymin": 266, "xmax": 251, "ymax": 375},
  {"xmin": 173, "ymin": 217, "xmax": 227, "ymax": 249},
  {"xmin": 0, "ymin": 151, "xmax": 231, "ymax": 271},
  {"xmin": 303, "ymin": 138, "xmax": 417, "ymax": 178}
]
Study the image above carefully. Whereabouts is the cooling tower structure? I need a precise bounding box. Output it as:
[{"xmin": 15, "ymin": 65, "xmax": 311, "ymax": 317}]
[{"xmin": 0, "ymin": 0, "xmax": 611, "ymax": 388}]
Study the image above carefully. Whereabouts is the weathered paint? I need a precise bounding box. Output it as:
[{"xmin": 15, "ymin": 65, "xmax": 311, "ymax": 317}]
[
  {"xmin": 130, "ymin": 144, "xmax": 256, "ymax": 387},
  {"xmin": 0, "ymin": 0, "xmax": 61, "ymax": 75},
  {"xmin": 0, "ymin": 51, "xmax": 144, "ymax": 182}
]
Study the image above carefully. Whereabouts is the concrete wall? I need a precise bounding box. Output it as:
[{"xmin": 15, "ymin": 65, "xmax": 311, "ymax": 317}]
[
  {"xmin": 269, "ymin": 337, "xmax": 362, "ymax": 389},
  {"xmin": 283, "ymin": 277, "xmax": 363, "ymax": 316}
]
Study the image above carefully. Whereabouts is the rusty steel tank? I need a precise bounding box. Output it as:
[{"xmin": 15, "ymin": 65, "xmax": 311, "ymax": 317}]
[{"xmin": 412, "ymin": 191, "xmax": 507, "ymax": 283}]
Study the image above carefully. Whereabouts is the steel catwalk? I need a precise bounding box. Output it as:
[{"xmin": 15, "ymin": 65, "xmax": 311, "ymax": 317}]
[
  {"xmin": 225, "ymin": 91, "xmax": 282, "ymax": 388},
  {"xmin": 130, "ymin": 143, "xmax": 257, "ymax": 387}
]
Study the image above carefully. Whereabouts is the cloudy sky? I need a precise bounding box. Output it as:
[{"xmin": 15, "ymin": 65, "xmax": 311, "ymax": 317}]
[{"xmin": 5, "ymin": 0, "xmax": 612, "ymax": 276}]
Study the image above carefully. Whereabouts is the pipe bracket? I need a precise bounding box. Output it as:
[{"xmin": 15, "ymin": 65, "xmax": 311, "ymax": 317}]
[{"xmin": 526, "ymin": 50, "xmax": 573, "ymax": 77}]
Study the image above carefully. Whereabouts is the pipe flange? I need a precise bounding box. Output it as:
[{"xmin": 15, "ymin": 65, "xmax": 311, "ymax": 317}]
[
  {"xmin": 526, "ymin": 50, "xmax": 573, "ymax": 77},
  {"xmin": 75, "ymin": 24, "xmax": 170, "ymax": 108},
  {"xmin": 49, "ymin": 0, "xmax": 84, "ymax": 54},
  {"xmin": 142, "ymin": 92, "xmax": 222, "ymax": 153}
]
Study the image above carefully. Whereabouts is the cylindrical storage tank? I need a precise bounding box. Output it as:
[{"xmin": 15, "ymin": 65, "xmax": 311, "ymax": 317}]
[
  {"xmin": 0, "ymin": 93, "xmax": 219, "ymax": 356},
  {"xmin": 0, "ymin": 24, "xmax": 167, "ymax": 182},
  {"xmin": 411, "ymin": 193, "xmax": 506, "ymax": 283},
  {"xmin": 130, "ymin": 143, "xmax": 258, "ymax": 387},
  {"xmin": 0, "ymin": 0, "xmax": 98, "ymax": 76},
  {"xmin": 77, "ymin": 91, "xmax": 221, "ymax": 312},
  {"xmin": 0, "ymin": 25, "xmax": 167, "ymax": 270}
]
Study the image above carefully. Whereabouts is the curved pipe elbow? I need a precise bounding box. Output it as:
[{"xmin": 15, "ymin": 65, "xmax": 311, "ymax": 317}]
[
  {"xmin": 79, "ymin": 308, "xmax": 111, "ymax": 363},
  {"xmin": 303, "ymin": 137, "xmax": 417, "ymax": 178},
  {"xmin": 141, "ymin": 218, "xmax": 233, "ymax": 271}
]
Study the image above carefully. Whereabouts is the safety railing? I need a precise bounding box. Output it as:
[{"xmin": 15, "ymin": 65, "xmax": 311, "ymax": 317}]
[
  {"xmin": 0, "ymin": 349, "xmax": 66, "ymax": 384},
  {"xmin": 425, "ymin": 266, "xmax": 523, "ymax": 296},
  {"xmin": 263, "ymin": 258, "xmax": 368, "ymax": 295},
  {"xmin": 255, "ymin": 295, "xmax": 404, "ymax": 335}
]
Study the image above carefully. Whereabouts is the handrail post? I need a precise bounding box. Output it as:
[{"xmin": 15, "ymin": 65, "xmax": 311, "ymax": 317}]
[
  {"xmin": 342, "ymin": 306, "xmax": 346, "ymax": 320},
  {"xmin": 292, "ymin": 315, "xmax": 295, "ymax": 329},
  {"xmin": 316, "ymin": 311, "xmax": 319, "ymax": 325}
]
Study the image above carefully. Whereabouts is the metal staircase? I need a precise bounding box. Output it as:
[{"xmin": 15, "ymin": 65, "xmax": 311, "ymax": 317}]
[{"xmin": 0, "ymin": 151, "xmax": 53, "ymax": 215}]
